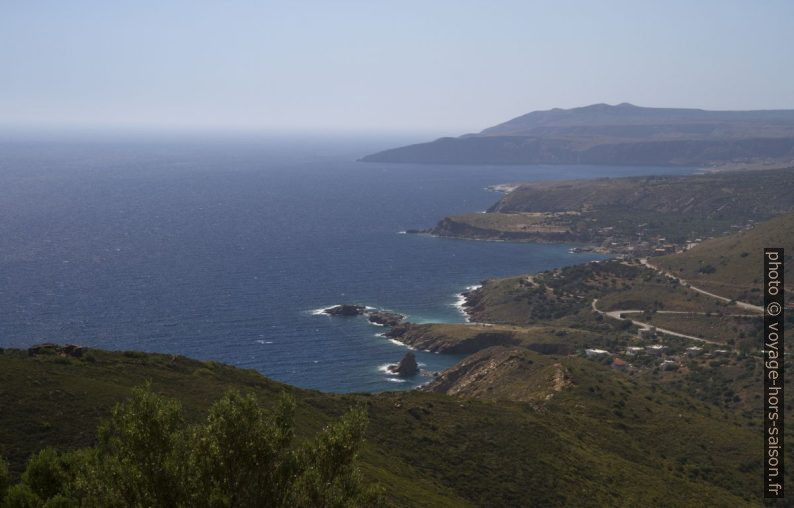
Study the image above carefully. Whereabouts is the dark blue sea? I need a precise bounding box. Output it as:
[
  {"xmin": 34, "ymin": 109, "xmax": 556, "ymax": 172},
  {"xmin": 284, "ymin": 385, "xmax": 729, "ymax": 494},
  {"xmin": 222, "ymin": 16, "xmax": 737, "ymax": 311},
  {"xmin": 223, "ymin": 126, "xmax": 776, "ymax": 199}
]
[{"xmin": 0, "ymin": 133, "xmax": 694, "ymax": 392}]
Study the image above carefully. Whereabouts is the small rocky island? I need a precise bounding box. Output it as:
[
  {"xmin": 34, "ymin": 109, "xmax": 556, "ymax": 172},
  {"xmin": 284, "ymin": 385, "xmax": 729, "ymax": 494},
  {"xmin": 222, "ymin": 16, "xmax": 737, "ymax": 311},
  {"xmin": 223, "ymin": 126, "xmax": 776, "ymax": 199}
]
[
  {"xmin": 387, "ymin": 351, "xmax": 419, "ymax": 377},
  {"xmin": 323, "ymin": 304, "xmax": 367, "ymax": 316},
  {"xmin": 322, "ymin": 305, "xmax": 405, "ymax": 327}
]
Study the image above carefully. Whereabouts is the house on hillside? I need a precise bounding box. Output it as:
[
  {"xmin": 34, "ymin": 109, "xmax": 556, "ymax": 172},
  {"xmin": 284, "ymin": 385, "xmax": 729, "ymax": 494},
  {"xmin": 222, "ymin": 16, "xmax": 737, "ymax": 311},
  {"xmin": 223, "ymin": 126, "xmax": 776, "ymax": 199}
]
[
  {"xmin": 638, "ymin": 327, "xmax": 657, "ymax": 340},
  {"xmin": 585, "ymin": 348, "xmax": 610, "ymax": 357}
]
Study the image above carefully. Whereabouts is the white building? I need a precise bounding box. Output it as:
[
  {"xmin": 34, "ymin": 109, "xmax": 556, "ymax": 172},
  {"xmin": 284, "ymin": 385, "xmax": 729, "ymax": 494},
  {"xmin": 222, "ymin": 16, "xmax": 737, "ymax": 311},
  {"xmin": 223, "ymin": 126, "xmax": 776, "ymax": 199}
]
[{"xmin": 638, "ymin": 327, "xmax": 657, "ymax": 340}]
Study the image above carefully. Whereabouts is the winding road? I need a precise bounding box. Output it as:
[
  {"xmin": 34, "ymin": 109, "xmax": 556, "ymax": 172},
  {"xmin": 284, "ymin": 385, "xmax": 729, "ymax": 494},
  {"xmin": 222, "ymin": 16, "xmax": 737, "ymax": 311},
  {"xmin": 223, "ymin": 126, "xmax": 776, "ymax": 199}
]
[
  {"xmin": 592, "ymin": 259, "xmax": 763, "ymax": 345},
  {"xmin": 592, "ymin": 298, "xmax": 725, "ymax": 345},
  {"xmin": 639, "ymin": 258, "xmax": 763, "ymax": 313}
]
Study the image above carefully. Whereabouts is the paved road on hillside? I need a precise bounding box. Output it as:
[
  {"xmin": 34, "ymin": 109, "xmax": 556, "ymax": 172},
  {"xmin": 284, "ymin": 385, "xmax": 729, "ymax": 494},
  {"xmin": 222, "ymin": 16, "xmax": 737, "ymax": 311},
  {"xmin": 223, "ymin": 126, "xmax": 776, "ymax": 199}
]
[
  {"xmin": 639, "ymin": 258, "xmax": 764, "ymax": 313},
  {"xmin": 591, "ymin": 298, "xmax": 724, "ymax": 345}
]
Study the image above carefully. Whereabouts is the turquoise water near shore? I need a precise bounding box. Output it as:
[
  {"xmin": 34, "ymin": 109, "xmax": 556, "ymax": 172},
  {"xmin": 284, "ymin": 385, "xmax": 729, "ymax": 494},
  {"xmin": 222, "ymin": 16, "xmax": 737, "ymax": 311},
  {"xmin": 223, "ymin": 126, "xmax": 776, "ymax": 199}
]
[{"xmin": 0, "ymin": 134, "xmax": 694, "ymax": 392}]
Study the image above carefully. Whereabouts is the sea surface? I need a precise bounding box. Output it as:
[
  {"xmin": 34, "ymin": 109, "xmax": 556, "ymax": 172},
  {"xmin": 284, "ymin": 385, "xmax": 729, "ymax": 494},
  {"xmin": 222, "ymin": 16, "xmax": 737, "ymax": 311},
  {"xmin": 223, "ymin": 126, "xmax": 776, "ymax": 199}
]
[{"xmin": 0, "ymin": 133, "xmax": 694, "ymax": 392}]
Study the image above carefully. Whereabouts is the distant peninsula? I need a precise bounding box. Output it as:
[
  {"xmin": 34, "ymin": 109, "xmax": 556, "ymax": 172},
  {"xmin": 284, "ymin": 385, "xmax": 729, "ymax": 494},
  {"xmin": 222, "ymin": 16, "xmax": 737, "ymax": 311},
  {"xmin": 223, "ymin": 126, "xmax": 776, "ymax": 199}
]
[
  {"xmin": 360, "ymin": 103, "xmax": 794, "ymax": 168},
  {"xmin": 423, "ymin": 168, "xmax": 794, "ymax": 251}
]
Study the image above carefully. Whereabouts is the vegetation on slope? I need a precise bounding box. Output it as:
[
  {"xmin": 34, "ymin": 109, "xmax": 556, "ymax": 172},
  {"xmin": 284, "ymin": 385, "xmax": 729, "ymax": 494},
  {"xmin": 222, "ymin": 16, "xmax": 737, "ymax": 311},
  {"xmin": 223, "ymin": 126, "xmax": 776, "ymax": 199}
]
[
  {"xmin": 462, "ymin": 260, "xmax": 752, "ymax": 340},
  {"xmin": 491, "ymin": 169, "xmax": 794, "ymax": 216},
  {"xmin": 387, "ymin": 322, "xmax": 602, "ymax": 355},
  {"xmin": 423, "ymin": 346, "xmax": 573, "ymax": 402},
  {"xmin": 428, "ymin": 168, "xmax": 794, "ymax": 248},
  {"xmin": 0, "ymin": 386, "xmax": 377, "ymax": 507},
  {"xmin": 411, "ymin": 345, "xmax": 776, "ymax": 505},
  {"xmin": 657, "ymin": 210, "xmax": 794, "ymax": 304},
  {"xmin": 429, "ymin": 212, "xmax": 575, "ymax": 242},
  {"xmin": 0, "ymin": 347, "xmax": 774, "ymax": 507}
]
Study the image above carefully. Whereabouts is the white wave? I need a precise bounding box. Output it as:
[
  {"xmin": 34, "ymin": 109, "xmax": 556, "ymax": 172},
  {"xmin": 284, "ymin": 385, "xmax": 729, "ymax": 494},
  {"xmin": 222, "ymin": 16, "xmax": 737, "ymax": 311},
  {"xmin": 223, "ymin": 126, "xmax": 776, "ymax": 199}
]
[
  {"xmin": 255, "ymin": 339, "xmax": 274, "ymax": 344},
  {"xmin": 309, "ymin": 306, "xmax": 335, "ymax": 316},
  {"xmin": 386, "ymin": 377, "xmax": 407, "ymax": 383},
  {"xmin": 397, "ymin": 230, "xmax": 407, "ymax": 235},
  {"xmin": 387, "ymin": 338, "xmax": 415, "ymax": 349},
  {"xmin": 378, "ymin": 363, "xmax": 395, "ymax": 374},
  {"xmin": 451, "ymin": 284, "xmax": 481, "ymax": 321}
]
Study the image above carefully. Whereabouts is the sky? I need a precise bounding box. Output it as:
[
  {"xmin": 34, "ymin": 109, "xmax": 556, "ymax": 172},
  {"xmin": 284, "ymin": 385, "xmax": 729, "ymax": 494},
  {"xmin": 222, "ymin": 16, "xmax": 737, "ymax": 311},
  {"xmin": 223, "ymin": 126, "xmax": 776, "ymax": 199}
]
[{"xmin": 2, "ymin": 0, "xmax": 793, "ymax": 134}]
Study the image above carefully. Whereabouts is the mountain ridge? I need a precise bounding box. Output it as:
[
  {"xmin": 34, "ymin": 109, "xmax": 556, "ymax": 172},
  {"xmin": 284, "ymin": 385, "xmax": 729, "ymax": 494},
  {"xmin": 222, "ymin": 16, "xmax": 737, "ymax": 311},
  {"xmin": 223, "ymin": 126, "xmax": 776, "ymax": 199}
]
[
  {"xmin": 481, "ymin": 102, "xmax": 794, "ymax": 138},
  {"xmin": 361, "ymin": 103, "xmax": 794, "ymax": 167}
]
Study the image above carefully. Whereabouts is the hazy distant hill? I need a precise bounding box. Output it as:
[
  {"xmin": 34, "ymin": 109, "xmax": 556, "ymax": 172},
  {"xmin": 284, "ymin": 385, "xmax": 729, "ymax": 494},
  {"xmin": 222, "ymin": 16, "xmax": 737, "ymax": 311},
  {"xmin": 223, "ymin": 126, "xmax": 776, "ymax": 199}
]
[{"xmin": 361, "ymin": 103, "xmax": 794, "ymax": 166}]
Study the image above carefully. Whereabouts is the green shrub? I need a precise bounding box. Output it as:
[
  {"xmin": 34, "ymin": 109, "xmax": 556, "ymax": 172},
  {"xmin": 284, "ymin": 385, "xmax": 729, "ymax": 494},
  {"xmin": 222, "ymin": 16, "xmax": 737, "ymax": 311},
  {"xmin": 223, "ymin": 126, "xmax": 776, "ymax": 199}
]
[
  {"xmin": 21, "ymin": 449, "xmax": 68, "ymax": 501},
  {"xmin": 3, "ymin": 483, "xmax": 41, "ymax": 508},
  {"xmin": 0, "ymin": 456, "xmax": 10, "ymax": 503},
  {"xmin": 11, "ymin": 385, "xmax": 382, "ymax": 507}
]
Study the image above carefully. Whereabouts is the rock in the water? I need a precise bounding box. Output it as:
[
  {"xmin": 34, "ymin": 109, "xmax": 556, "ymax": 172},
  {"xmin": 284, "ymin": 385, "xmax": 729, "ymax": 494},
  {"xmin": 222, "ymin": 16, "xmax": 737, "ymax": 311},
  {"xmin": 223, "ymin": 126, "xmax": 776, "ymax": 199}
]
[
  {"xmin": 367, "ymin": 311, "xmax": 405, "ymax": 327},
  {"xmin": 324, "ymin": 304, "xmax": 366, "ymax": 317},
  {"xmin": 388, "ymin": 351, "xmax": 419, "ymax": 377}
]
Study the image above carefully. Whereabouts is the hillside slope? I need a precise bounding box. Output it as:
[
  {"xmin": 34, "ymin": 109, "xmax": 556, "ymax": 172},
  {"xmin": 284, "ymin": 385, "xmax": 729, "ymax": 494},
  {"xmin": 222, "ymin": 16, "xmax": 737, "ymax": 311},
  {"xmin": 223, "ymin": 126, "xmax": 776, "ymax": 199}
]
[
  {"xmin": 423, "ymin": 346, "xmax": 573, "ymax": 402},
  {"xmin": 656, "ymin": 211, "xmax": 794, "ymax": 304},
  {"xmin": 0, "ymin": 347, "xmax": 770, "ymax": 506},
  {"xmin": 490, "ymin": 170, "xmax": 794, "ymax": 215},
  {"xmin": 428, "ymin": 168, "xmax": 794, "ymax": 247}
]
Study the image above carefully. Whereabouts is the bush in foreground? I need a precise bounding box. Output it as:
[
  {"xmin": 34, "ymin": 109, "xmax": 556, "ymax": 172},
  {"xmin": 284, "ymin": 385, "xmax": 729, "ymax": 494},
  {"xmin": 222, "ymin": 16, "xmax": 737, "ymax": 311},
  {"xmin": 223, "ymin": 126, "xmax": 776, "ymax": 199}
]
[{"xmin": 1, "ymin": 386, "xmax": 379, "ymax": 508}]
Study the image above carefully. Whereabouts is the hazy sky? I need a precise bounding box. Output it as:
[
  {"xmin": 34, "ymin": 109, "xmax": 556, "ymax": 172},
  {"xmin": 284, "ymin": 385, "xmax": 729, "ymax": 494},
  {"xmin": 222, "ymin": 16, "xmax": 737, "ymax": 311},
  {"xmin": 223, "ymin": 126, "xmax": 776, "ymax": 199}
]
[{"xmin": 2, "ymin": 1, "xmax": 793, "ymax": 134}]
